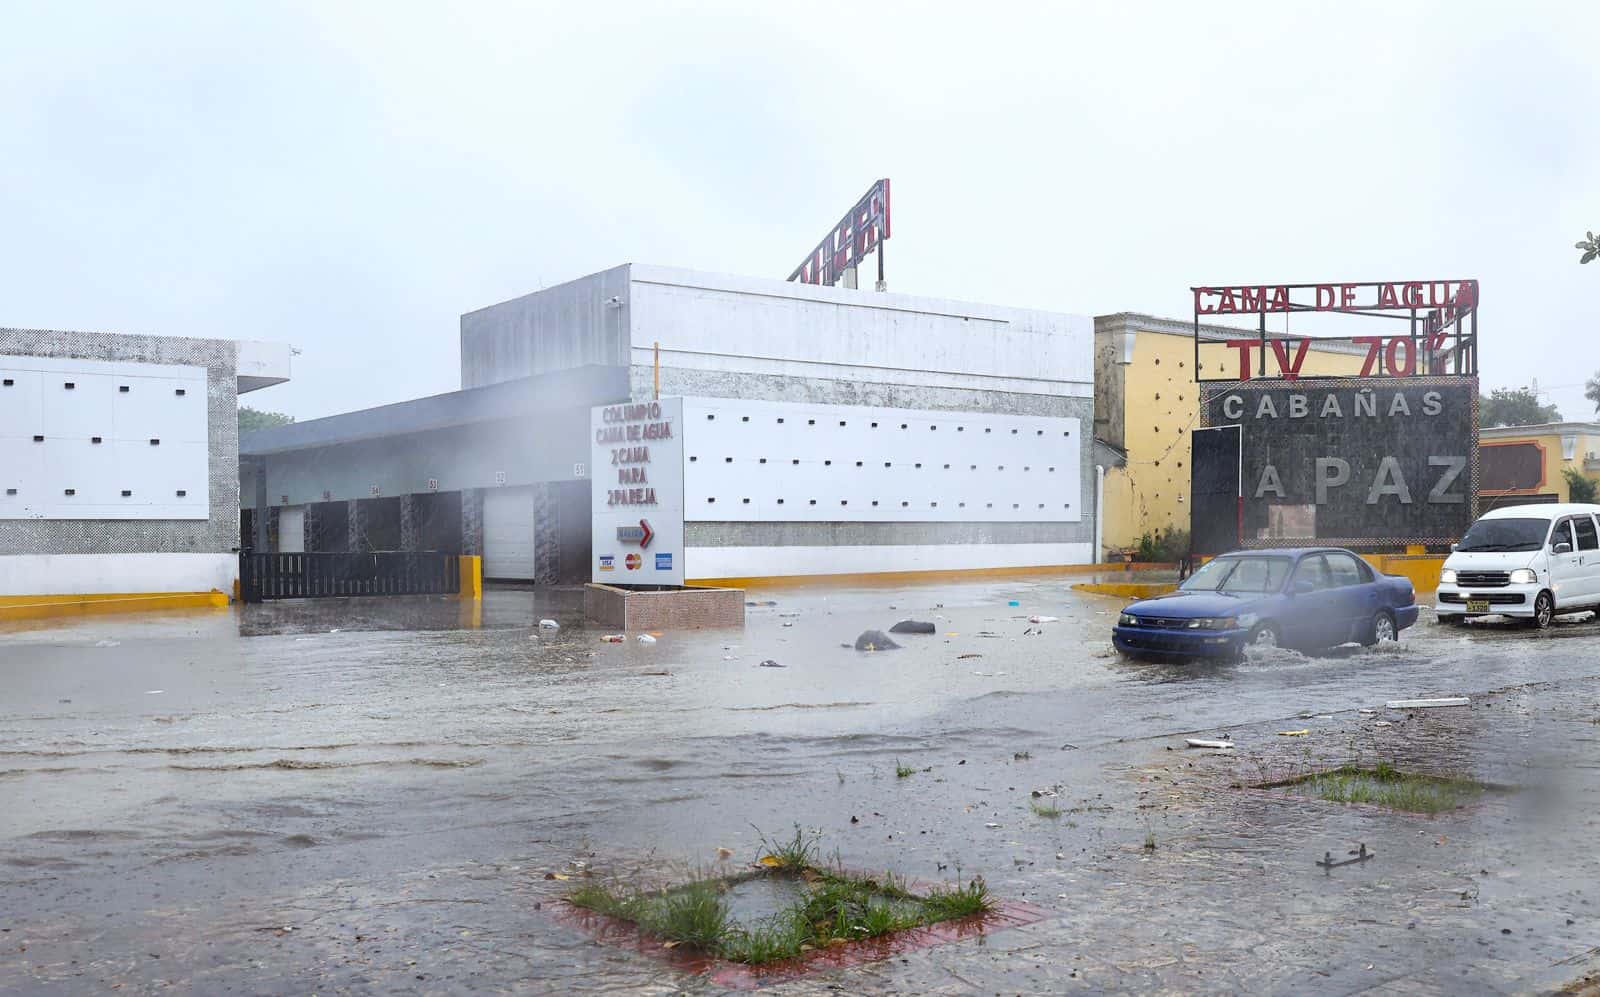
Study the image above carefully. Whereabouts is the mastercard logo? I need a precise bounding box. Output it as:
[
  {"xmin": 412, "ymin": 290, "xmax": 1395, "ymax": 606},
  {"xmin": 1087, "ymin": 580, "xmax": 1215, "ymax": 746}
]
[{"xmin": 625, "ymin": 553, "xmax": 642, "ymax": 570}]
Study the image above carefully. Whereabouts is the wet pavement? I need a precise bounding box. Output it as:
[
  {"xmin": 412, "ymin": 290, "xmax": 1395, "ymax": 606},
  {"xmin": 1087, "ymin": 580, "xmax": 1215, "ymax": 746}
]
[{"xmin": 5, "ymin": 578, "xmax": 1600, "ymax": 993}]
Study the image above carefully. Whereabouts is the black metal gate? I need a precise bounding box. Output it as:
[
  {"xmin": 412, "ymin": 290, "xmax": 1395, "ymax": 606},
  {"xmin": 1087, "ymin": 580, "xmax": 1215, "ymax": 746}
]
[
  {"xmin": 239, "ymin": 552, "xmax": 461, "ymax": 603},
  {"xmin": 1190, "ymin": 426, "xmax": 1242, "ymax": 557}
]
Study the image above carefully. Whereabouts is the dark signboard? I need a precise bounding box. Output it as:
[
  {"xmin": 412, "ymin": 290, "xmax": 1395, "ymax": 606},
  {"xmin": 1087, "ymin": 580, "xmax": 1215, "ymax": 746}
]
[
  {"xmin": 1480, "ymin": 442, "xmax": 1545, "ymax": 492},
  {"xmin": 1197, "ymin": 376, "xmax": 1478, "ymax": 549}
]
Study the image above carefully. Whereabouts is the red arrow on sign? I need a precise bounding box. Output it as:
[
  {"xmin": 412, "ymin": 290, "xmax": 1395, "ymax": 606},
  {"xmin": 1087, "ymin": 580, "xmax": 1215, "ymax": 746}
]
[{"xmin": 638, "ymin": 519, "xmax": 654, "ymax": 550}]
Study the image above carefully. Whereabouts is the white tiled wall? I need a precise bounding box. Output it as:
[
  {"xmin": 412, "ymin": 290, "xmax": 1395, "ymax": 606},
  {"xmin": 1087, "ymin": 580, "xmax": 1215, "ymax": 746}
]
[
  {"xmin": 0, "ymin": 355, "xmax": 209, "ymax": 520},
  {"xmin": 682, "ymin": 397, "xmax": 1081, "ymax": 523}
]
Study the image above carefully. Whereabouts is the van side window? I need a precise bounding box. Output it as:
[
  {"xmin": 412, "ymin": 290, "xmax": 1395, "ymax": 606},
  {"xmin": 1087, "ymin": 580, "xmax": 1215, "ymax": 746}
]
[
  {"xmin": 1551, "ymin": 519, "xmax": 1576, "ymax": 550},
  {"xmin": 1577, "ymin": 516, "xmax": 1600, "ymax": 552}
]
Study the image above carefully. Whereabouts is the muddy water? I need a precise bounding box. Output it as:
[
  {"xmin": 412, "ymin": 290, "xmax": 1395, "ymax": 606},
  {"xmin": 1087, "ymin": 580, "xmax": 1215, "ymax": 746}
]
[{"xmin": 3, "ymin": 581, "xmax": 1599, "ymax": 992}]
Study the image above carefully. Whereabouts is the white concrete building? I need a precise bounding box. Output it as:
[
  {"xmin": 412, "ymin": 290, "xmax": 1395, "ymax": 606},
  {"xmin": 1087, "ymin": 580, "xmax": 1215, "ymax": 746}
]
[
  {"xmin": 469, "ymin": 265, "xmax": 1096, "ymax": 582},
  {"xmin": 1, "ymin": 329, "xmax": 290, "ymax": 599}
]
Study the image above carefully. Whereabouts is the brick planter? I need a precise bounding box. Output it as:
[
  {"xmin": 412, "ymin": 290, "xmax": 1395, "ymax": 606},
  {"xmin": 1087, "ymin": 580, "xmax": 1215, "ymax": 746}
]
[{"xmin": 583, "ymin": 583, "xmax": 745, "ymax": 630}]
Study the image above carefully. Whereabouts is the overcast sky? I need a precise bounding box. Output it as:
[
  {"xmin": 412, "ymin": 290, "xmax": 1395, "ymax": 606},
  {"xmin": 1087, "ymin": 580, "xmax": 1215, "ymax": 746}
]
[{"xmin": 2, "ymin": 2, "xmax": 1596, "ymax": 420}]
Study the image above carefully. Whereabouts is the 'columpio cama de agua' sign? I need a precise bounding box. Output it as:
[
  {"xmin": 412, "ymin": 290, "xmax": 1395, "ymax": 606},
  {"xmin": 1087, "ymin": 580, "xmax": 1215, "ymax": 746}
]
[{"xmin": 1201, "ymin": 378, "xmax": 1477, "ymax": 547}]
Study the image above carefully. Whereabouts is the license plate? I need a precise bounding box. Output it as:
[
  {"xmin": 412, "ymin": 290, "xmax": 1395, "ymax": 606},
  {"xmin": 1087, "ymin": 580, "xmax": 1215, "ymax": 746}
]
[{"xmin": 1466, "ymin": 599, "xmax": 1489, "ymax": 613}]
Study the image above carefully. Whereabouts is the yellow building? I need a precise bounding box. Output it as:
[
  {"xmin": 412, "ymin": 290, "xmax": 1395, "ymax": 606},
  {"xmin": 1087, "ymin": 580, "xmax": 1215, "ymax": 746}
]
[
  {"xmin": 1479, "ymin": 422, "xmax": 1600, "ymax": 508},
  {"xmin": 1092, "ymin": 313, "xmax": 1368, "ymax": 558}
]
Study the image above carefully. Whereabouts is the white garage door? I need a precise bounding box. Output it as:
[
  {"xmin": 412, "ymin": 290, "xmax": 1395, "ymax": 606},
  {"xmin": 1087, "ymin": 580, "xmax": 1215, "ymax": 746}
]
[
  {"xmin": 278, "ymin": 506, "xmax": 306, "ymax": 553},
  {"xmin": 483, "ymin": 486, "xmax": 537, "ymax": 580}
]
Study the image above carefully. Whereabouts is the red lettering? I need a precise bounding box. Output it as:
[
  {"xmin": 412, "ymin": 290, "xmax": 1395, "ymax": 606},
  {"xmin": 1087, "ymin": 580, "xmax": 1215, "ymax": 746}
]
[
  {"xmin": 1315, "ymin": 285, "xmax": 1336, "ymax": 310},
  {"xmin": 1403, "ymin": 282, "xmax": 1423, "ymax": 307},
  {"xmin": 1269, "ymin": 339, "xmax": 1310, "ymax": 381},
  {"xmin": 1216, "ymin": 288, "xmax": 1238, "ymax": 314},
  {"xmin": 1385, "ymin": 337, "xmax": 1416, "ymax": 376},
  {"xmin": 1341, "ymin": 284, "xmax": 1358, "ymax": 308},
  {"xmin": 1224, "ymin": 340, "xmax": 1254, "ymax": 380},
  {"xmin": 1378, "ymin": 284, "xmax": 1399, "ymax": 308},
  {"xmin": 1194, "ymin": 287, "xmax": 1216, "ymax": 315},
  {"xmin": 1270, "ymin": 286, "xmax": 1290, "ymax": 311},
  {"xmin": 1240, "ymin": 286, "xmax": 1265, "ymax": 312},
  {"xmin": 1355, "ymin": 336, "xmax": 1384, "ymax": 376}
]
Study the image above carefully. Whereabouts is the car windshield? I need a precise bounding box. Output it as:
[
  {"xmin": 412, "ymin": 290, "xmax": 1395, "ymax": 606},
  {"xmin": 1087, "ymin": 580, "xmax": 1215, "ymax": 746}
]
[
  {"xmin": 1179, "ymin": 556, "xmax": 1290, "ymax": 594},
  {"xmin": 1455, "ymin": 517, "xmax": 1549, "ymax": 553}
]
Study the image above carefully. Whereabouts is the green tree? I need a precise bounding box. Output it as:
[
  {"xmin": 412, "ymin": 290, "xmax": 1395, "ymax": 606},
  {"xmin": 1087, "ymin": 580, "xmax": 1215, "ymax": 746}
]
[
  {"xmin": 1578, "ymin": 230, "xmax": 1599, "ymax": 265},
  {"xmin": 1586, "ymin": 373, "xmax": 1600, "ymax": 415},
  {"xmin": 239, "ymin": 406, "xmax": 294, "ymax": 435},
  {"xmin": 1563, "ymin": 468, "xmax": 1598, "ymax": 504},
  {"xmin": 1478, "ymin": 387, "xmax": 1560, "ymax": 428}
]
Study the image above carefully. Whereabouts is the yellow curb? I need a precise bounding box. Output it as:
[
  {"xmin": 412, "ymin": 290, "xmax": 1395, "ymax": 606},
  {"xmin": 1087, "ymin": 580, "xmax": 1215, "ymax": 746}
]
[
  {"xmin": 0, "ymin": 591, "xmax": 229, "ymax": 622},
  {"xmin": 1071, "ymin": 581, "xmax": 1179, "ymax": 600}
]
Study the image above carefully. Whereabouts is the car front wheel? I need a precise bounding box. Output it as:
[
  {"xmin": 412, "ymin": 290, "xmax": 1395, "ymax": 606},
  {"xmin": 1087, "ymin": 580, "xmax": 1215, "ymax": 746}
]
[
  {"xmin": 1531, "ymin": 591, "xmax": 1555, "ymax": 630},
  {"xmin": 1247, "ymin": 622, "xmax": 1280, "ymax": 649}
]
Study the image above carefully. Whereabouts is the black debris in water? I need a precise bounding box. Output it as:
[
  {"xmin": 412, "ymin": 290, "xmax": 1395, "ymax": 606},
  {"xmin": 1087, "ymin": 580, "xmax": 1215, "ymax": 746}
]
[
  {"xmin": 889, "ymin": 620, "xmax": 937, "ymax": 635},
  {"xmin": 854, "ymin": 630, "xmax": 902, "ymax": 651}
]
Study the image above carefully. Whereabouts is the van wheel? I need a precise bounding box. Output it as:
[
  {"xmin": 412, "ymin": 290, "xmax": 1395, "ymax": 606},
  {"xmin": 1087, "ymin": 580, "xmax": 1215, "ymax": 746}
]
[
  {"xmin": 1363, "ymin": 610, "xmax": 1397, "ymax": 646},
  {"xmin": 1531, "ymin": 591, "xmax": 1555, "ymax": 629}
]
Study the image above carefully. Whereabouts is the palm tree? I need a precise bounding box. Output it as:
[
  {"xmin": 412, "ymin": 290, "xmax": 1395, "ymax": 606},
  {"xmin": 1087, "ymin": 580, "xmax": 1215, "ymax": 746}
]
[{"xmin": 1588, "ymin": 373, "xmax": 1600, "ymax": 415}]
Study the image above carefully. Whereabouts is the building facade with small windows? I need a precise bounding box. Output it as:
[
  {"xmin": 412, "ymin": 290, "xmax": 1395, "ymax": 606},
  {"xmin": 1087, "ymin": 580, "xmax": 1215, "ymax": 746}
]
[
  {"xmin": 244, "ymin": 264, "xmax": 1098, "ymax": 584},
  {"xmin": 1, "ymin": 328, "xmax": 290, "ymax": 599}
]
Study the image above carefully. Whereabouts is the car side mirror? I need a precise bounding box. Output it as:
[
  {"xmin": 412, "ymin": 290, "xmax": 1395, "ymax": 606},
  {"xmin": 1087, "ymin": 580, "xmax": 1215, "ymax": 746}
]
[
  {"xmin": 1554, "ymin": 542, "xmax": 1573, "ymax": 554},
  {"xmin": 1290, "ymin": 580, "xmax": 1315, "ymax": 596},
  {"xmin": 1450, "ymin": 543, "xmax": 1458, "ymax": 552}
]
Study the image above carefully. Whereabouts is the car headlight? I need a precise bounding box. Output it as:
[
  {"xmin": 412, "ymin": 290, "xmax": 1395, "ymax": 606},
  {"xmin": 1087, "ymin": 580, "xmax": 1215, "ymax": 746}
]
[
  {"xmin": 1510, "ymin": 568, "xmax": 1537, "ymax": 585},
  {"xmin": 1439, "ymin": 568, "xmax": 1456, "ymax": 585},
  {"xmin": 1118, "ymin": 613, "xmax": 1139, "ymax": 627},
  {"xmin": 1185, "ymin": 617, "xmax": 1239, "ymax": 630}
]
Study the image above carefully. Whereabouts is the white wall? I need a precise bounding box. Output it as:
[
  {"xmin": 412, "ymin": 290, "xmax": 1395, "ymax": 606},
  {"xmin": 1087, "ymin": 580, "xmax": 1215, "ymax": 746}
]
[
  {"xmin": 628, "ymin": 265, "xmax": 1093, "ymax": 399},
  {"xmin": 0, "ymin": 553, "xmax": 236, "ymax": 596},
  {"xmin": 687, "ymin": 542, "xmax": 1094, "ymax": 580},
  {"xmin": 682, "ymin": 397, "xmax": 1081, "ymax": 523},
  {"xmin": 0, "ymin": 355, "xmax": 209, "ymax": 520}
]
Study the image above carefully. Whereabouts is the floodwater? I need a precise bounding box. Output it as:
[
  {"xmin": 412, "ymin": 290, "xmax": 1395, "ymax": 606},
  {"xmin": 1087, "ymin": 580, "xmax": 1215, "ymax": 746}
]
[{"xmin": 5, "ymin": 579, "xmax": 1600, "ymax": 993}]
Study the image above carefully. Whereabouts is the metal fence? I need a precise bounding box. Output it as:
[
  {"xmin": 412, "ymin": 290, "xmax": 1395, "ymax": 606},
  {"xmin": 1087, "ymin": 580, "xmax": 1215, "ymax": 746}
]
[{"xmin": 239, "ymin": 552, "xmax": 461, "ymax": 602}]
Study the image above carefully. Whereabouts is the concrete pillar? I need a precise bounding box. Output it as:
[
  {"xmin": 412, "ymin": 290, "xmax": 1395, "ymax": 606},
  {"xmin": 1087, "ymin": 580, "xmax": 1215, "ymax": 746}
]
[
  {"xmin": 303, "ymin": 504, "xmax": 321, "ymax": 553},
  {"xmin": 266, "ymin": 507, "xmax": 281, "ymax": 553},
  {"xmin": 251, "ymin": 459, "xmax": 269, "ymax": 552},
  {"xmin": 533, "ymin": 483, "xmax": 560, "ymax": 586},
  {"xmin": 460, "ymin": 489, "xmax": 483, "ymax": 556},
  {"xmin": 400, "ymin": 494, "xmax": 420, "ymax": 552},
  {"xmin": 348, "ymin": 499, "xmax": 369, "ymax": 553}
]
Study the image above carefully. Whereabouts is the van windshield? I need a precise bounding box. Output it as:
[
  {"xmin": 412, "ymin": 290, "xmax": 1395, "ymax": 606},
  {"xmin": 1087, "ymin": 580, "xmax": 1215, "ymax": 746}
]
[{"xmin": 1456, "ymin": 518, "xmax": 1549, "ymax": 553}]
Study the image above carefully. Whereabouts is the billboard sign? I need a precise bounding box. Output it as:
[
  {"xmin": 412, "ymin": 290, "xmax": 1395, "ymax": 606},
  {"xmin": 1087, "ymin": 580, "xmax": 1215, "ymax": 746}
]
[
  {"xmin": 1198, "ymin": 377, "xmax": 1478, "ymax": 548},
  {"xmin": 1190, "ymin": 279, "xmax": 1480, "ymax": 383},
  {"xmin": 787, "ymin": 179, "xmax": 891, "ymax": 286},
  {"xmin": 591, "ymin": 398, "xmax": 685, "ymax": 585}
]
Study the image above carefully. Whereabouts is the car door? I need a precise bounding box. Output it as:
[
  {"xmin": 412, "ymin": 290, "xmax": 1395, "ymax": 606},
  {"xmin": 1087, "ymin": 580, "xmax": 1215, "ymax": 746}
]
[
  {"xmin": 1548, "ymin": 518, "xmax": 1584, "ymax": 610},
  {"xmin": 1572, "ymin": 514, "xmax": 1600, "ymax": 606},
  {"xmin": 1284, "ymin": 554, "xmax": 1338, "ymax": 647},
  {"xmin": 1322, "ymin": 551, "xmax": 1375, "ymax": 643}
]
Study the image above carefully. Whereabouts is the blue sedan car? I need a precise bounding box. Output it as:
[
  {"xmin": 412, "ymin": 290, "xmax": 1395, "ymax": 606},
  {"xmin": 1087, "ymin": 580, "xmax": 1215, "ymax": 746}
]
[{"xmin": 1112, "ymin": 547, "xmax": 1419, "ymax": 660}]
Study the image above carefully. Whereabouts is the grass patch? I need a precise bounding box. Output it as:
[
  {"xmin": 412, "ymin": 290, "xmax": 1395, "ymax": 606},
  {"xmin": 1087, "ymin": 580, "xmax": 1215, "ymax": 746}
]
[
  {"xmin": 567, "ymin": 837, "xmax": 997, "ymax": 965},
  {"xmin": 895, "ymin": 760, "xmax": 915, "ymax": 779},
  {"xmin": 1282, "ymin": 764, "xmax": 1487, "ymax": 814},
  {"xmin": 1029, "ymin": 798, "xmax": 1062, "ymax": 818},
  {"xmin": 756, "ymin": 824, "xmax": 818, "ymax": 872}
]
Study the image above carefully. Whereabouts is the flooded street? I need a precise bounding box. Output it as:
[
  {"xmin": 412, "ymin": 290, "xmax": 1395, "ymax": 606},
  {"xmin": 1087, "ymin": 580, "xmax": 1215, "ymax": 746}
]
[{"xmin": 7, "ymin": 579, "xmax": 1600, "ymax": 993}]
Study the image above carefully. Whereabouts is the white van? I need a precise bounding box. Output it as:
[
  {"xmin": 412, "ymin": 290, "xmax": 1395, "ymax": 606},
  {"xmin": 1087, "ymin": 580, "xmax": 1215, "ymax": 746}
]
[{"xmin": 1436, "ymin": 503, "xmax": 1600, "ymax": 628}]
